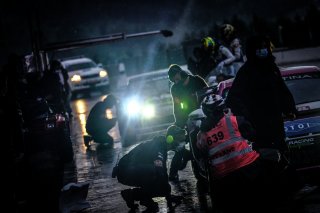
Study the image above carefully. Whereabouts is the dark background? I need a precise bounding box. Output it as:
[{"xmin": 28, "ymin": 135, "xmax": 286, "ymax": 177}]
[{"xmin": 1, "ymin": 0, "xmax": 320, "ymax": 76}]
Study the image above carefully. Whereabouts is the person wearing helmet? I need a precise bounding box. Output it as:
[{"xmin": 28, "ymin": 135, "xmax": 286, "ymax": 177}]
[
  {"xmin": 219, "ymin": 24, "xmax": 244, "ymax": 76},
  {"xmin": 168, "ymin": 64, "xmax": 208, "ymax": 129},
  {"xmin": 200, "ymin": 36, "xmax": 236, "ymax": 79},
  {"xmin": 112, "ymin": 133, "xmax": 182, "ymax": 211},
  {"xmin": 166, "ymin": 125, "xmax": 192, "ymax": 181},
  {"xmin": 84, "ymin": 94, "xmax": 118, "ymax": 147},
  {"xmin": 197, "ymin": 94, "xmax": 266, "ymax": 213}
]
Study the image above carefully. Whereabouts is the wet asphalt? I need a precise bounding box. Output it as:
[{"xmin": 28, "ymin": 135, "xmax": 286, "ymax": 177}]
[{"xmin": 66, "ymin": 92, "xmax": 320, "ymax": 213}]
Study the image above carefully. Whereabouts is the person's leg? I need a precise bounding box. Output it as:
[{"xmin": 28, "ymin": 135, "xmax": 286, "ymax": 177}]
[
  {"xmin": 180, "ymin": 148, "xmax": 193, "ymax": 170},
  {"xmin": 169, "ymin": 150, "xmax": 183, "ymax": 181}
]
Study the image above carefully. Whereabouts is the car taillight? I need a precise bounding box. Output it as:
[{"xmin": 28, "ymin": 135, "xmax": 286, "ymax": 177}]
[{"xmin": 56, "ymin": 114, "xmax": 66, "ymax": 128}]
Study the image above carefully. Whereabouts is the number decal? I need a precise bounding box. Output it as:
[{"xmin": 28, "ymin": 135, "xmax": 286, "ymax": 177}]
[{"xmin": 207, "ymin": 131, "xmax": 224, "ymax": 145}]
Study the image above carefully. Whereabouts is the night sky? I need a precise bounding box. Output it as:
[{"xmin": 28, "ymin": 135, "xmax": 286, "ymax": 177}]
[{"xmin": 1, "ymin": 0, "xmax": 319, "ymax": 67}]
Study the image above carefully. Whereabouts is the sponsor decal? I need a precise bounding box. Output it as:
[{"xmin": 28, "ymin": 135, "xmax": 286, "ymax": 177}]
[
  {"xmin": 287, "ymin": 137, "xmax": 315, "ymax": 147},
  {"xmin": 284, "ymin": 116, "xmax": 320, "ymax": 136}
]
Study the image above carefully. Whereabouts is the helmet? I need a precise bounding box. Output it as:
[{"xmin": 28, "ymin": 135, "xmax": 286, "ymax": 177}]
[
  {"xmin": 166, "ymin": 125, "xmax": 186, "ymax": 145},
  {"xmin": 168, "ymin": 64, "xmax": 183, "ymax": 82},
  {"xmin": 201, "ymin": 37, "xmax": 215, "ymax": 50},
  {"xmin": 220, "ymin": 24, "xmax": 235, "ymax": 38},
  {"xmin": 201, "ymin": 94, "xmax": 225, "ymax": 117}
]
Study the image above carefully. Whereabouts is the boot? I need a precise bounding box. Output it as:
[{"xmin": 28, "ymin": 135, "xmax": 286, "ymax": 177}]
[
  {"xmin": 140, "ymin": 198, "xmax": 159, "ymax": 213},
  {"xmin": 121, "ymin": 189, "xmax": 139, "ymax": 210},
  {"xmin": 83, "ymin": 135, "xmax": 92, "ymax": 147}
]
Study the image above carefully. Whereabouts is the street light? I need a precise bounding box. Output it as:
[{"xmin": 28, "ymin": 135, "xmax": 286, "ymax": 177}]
[{"xmin": 43, "ymin": 30, "xmax": 173, "ymax": 52}]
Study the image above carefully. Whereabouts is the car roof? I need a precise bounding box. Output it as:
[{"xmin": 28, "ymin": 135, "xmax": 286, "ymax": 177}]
[
  {"xmin": 128, "ymin": 65, "xmax": 188, "ymax": 83},
  {"xmin": 59, "ymin": 57, "xmax": 93, "ymax": 67},
  {"xmin": 216, "ymin": 65, "xmax": 320, "ymax": 96},
  {"xmin": 280, "ymin": 66, "xmax": 320, "ymax": 76}
]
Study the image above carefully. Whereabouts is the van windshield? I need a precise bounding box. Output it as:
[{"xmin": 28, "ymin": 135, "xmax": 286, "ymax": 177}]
[{"xmin": 66, "ymin": 61, "xmax": 97, "ymax": 71}]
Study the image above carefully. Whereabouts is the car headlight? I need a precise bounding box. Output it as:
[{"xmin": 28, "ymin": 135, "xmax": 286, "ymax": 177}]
[
  {"xmin": 71, "ymin": 74, "xmax": 81, "ymax": 82},
  {"xmin": 125, "ymin": 98, "xmax": 140, "ymax": 117},
  {"xmin": 142, "ymin": 104, "xmax": 155, "ymax": 119},
  {"xmin": 99, "ymin": 70, "xmax": 108, "ymax": 78}
]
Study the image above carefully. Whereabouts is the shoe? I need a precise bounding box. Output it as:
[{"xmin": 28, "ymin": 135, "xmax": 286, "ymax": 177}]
[
  {"xmin": 293, "ymin": 185, "xmax": 318, "ymax": 200},
  {"xmin": 166, "ymin": 194, "xmax": 182, "ymax": 208},
  {"xmin": 169, "ymin": 174, "xmax": 179, "ymax": 182},
  {"xmin": 112, "ymin": 165, "xmax": 118, "ymax": 178},
  {"xmin": 140, "ymin": 199, "xmax": 159, "ymax": 212},
  {"xmin": 121, "ymin": 189, "xmax": 139, "ymax": 210}
]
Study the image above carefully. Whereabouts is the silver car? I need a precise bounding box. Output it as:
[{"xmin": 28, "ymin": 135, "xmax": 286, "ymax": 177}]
[{"xmin": 59, "ymin": 57, "xmax": 110, "ymax": 96}]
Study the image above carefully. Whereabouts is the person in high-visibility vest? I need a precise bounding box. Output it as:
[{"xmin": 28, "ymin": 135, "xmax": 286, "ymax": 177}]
[{"xmin": 197, "ymin": 94, "xmax": 265, "ymax": 213}]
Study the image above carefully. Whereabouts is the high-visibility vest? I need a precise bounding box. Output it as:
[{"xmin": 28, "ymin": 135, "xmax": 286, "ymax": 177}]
[{"xmin": 197, "ymin": 113, "xmax": 259, "ymax": 177}]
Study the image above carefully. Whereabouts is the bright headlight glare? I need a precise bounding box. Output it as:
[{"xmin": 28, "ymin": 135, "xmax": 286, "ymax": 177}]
[
  {"xmin": 99, "ymin": 70, "xmax": 107, "ymax": 77},
  {"xmin": 142, "ymin": 104, "xmax": 155, "ymax": 118},
  {"xmin": 71, "ymin": 74, "xmax": 81, "ymax": 82},
  {"xmin": 126, "ymin": 99, "xmax": 140, "ymax": 116}
]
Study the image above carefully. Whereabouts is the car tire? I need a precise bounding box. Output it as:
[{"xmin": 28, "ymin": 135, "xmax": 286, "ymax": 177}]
[{"xmin": 118, "ymin": 118, "xmax": 137, "ymax": 147}]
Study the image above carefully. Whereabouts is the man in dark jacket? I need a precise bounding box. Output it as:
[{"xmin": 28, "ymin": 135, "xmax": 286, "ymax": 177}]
[
  {"xmin": 225, "ymin": 35, "xmax": 296, "ymax": 153},
  {"xmin": 225, "ymin": 35, "xmax": 318, "ymax": 202},
  {"xmin": 112, "ymin": 135, "xmax": 182, "ymax": 212},
  {"xmin": 168, "ymin": 64, "xmax": 208, "ymax": 129}
]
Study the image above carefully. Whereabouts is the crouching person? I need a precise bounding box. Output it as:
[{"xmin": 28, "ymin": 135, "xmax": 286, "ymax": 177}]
[
  {"xmin": 197, "ymin": 94, "xmax": 266, "ymax": 213},
  {"xmin": 84, "ymin": 94, "xmax": 118, "ymax": 147},
  {"xmin": 112, "ymin": 134, "xmax": 182, "ymax": 212}
]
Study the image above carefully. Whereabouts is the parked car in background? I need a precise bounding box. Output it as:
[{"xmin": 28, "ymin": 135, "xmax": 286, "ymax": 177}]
[
  {"xmin": 58, "ymin": 56, "xmax": 110, "ymax": 97},
  {"xmin": 216, "ymin": 66, "xmax": 320, "ymax": 180},
  {"xmin": 117, "ymin": 67, "xmax": 182, "ymax": 146}
]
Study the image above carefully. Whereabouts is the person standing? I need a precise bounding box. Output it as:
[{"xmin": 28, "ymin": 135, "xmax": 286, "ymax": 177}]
[
  {"xmin": 225, "ymin": 34, "xmax": 317, "ymax": 202},
  {"xmin": 197, "ymin": 94, "xmax": 263, "ymax": 213},
  {"xmin": 168, "ymin": 64, "xmax": 208, "ymax": 129}
]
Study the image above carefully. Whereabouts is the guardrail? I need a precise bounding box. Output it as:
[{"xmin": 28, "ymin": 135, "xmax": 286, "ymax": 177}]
[{"xmin": 274, "ymin": 46, "xmax": 320, "ymax": 66}]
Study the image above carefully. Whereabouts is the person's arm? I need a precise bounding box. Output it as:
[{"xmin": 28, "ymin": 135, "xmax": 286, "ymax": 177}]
[
  {"xmin": 225, "ymin": 67, "xmax": 250, "ymax": 119},
  {"xmin": 219, "ymin": 46, "xmax": 236, "ymax": 66},
  {"xmin": 274, "ymin": 66, "xmax": 297, "ymax": 118},
  {"xmin": 230, "ymin": 38, "xmax": 242, "ymax": 61},
  {"xmin": 236, "ymin": 116, "xmax": 257, "ymax": 142},
  {"xmin": 171, "ymin": 85, "xmax": 185, "ymax": 128}
]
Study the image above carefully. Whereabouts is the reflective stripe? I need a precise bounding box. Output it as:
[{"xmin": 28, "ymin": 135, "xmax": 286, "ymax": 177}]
[
  {"xmin": 208, "ymin": 136, "xmax": 244, "ymax": 156},
  {"xmin": 225, "ymin": 114, "xmax": 236, "ymax": 137},
  {"xmin": 211, "ymin": 147, "xmax": 253, "ymax": 165}
]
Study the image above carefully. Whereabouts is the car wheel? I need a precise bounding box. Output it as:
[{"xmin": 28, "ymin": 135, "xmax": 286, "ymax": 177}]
[{"xmin": 118, "ymin": 118, "xmax": 137, "ymax": 147}]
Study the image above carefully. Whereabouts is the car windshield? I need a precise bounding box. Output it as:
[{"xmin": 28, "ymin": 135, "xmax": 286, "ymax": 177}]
[
  {"xmin": 66, "ymin": 61, "xmax": 97, "ymax": 71},
  {"xmin": 284, "ymin": 75, "xmax": 320, "ymax": 104},
  {"xmin": 128, "ymin": 75, "xmax": 171, "ymax": 97}
]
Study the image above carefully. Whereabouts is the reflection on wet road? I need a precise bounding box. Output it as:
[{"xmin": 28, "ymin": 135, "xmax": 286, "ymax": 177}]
[{"xmin": 69, "ymin": 93, "xmax": 211, "ymax": 213}]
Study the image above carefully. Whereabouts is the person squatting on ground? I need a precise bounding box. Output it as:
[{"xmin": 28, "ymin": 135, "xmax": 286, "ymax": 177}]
[
  {"xmin": 219, "ymin": 24, "xmax": 245, "ymax": 76},
  {"xmin": 84, "ymin": 94, "xmax": 118, "ymax": 147},
  {"xmin": 168, "ymin": 64, "xmax": 208, "ymax": 129},
  {"xmin": 166, "ymin": 125, "xmax": 193, "ymax": 181},
  {"xmin": 197, "ymin": 94, "xmax": 267, "ymax": 213},
  {"xmin": 112, "ymin": 134, "xmax": 182, "ymax": 212},
  {"xmin": 225, "ymin": 34, "xmax": 318, "ymax": 205}
]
